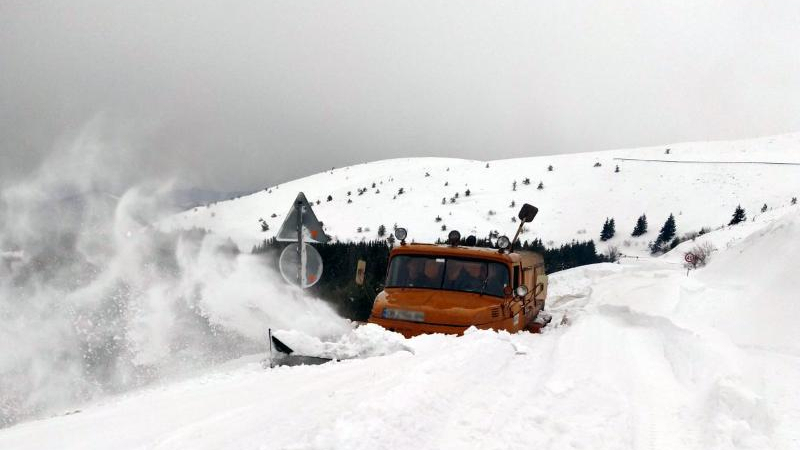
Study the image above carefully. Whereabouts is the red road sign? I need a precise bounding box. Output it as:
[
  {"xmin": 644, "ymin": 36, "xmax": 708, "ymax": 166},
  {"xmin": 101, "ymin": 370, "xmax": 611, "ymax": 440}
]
[{"xmin": 684, "ymin": 253, "xmax": 696, "ymax": 263}]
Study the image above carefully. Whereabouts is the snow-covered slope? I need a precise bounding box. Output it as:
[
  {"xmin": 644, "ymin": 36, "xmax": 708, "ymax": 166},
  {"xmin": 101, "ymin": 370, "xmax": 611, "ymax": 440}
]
[
  {"xmin": 5, "ymin": 207, "xmax": 799, "ymax": 449},
  {"xmin": 161, "ymin": 133, "xmax": 800, "ymax": 254}
]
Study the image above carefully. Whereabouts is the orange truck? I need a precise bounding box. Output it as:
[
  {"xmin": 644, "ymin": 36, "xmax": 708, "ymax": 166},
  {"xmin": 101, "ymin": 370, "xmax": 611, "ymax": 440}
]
[
  {"xmin": 367, "ymin": 204, "xmax": 548, "ymax": 337},
  {"xmin": 368, "ymin": 239, "xmax": 548, "ymax": 338}
]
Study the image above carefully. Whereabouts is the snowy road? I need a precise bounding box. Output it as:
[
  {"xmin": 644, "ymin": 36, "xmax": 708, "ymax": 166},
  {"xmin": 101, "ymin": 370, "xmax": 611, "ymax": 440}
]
[{"xmin": 2, "ymin": 210, "xmax": 800, "ymax": 450}]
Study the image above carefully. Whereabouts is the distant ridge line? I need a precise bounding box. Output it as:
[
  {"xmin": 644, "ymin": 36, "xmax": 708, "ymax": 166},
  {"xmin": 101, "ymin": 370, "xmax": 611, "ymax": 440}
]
[{"xmin": 613, "ymin": 158, "xmax": 800, "ymax": 166}]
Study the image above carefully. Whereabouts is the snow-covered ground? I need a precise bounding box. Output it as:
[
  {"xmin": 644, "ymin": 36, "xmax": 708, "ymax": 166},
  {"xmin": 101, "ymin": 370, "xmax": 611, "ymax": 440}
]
[
  {"xmin": 4, "ymin": 205, "xmax": 798, "ymax": 449},
  {"xmin": 161, "ymin": 133, "xmax": 800, "ymax": 256}
]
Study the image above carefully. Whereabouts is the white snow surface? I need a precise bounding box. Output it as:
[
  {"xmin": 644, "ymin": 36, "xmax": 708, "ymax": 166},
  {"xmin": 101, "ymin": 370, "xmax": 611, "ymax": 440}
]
[
  {"xmin": 3, "ymin": 207, "xmax": 799, "ymax": 449},
  {"xmin": 160, "ymin": 133, "xmax": 800, "ymax": 254}
]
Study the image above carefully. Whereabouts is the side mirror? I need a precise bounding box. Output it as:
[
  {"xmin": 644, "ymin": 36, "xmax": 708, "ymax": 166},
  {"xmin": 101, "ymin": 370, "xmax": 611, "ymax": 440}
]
[
  {"xmin": 518, "ymin": 204, "xmax": 538, "ymax": 223},
  {"xmin": 375, "ymin": 284, "xmax": 385, "ymax": 293},
  {"xmin": 355, "ymin": 259, "xmax": 366, "ymax": 286},
  {"xmin": 515, "ymin": 285, "xmax": 529, "ymax": 297}
]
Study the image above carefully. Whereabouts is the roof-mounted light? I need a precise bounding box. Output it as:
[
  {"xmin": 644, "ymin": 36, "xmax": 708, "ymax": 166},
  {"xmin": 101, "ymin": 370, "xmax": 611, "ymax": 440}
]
[
  {"xmin": 447, "ymin": 230, "xmax": 461, "ymax": 246},
  {"xmin": 395, "ymin": 227, "xmax": 408, "ymax": 243},
  {"xmin": 497, "ymin": 235, "xmax": 511, "ymax": 251}
]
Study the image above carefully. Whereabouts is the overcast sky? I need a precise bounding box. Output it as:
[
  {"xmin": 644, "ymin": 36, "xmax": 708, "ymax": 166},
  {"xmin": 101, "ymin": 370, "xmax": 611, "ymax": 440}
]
[{"xmin": 2, "ymin": 1, "xmax": 800, "ymax": 191}]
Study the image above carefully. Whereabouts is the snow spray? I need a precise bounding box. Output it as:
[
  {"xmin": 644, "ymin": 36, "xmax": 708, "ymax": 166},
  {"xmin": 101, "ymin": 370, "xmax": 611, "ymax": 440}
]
[{"xmin": 0, "ymin": 125, "xmax": 350, "ymax": 427}]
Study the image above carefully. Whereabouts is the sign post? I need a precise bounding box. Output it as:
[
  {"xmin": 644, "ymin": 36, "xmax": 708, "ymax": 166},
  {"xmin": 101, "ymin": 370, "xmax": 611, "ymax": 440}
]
[
  {"xmin": 276, "ymin": 192, "xmax": 329, "ymax": 289},
  {"xmin": 297, "ymin": 202, "xmax": 306, "ymax": 287}
]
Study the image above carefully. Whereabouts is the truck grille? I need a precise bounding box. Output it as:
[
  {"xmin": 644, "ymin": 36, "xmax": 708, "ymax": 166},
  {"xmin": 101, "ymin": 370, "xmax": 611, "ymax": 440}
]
[{"xmin": 491, "ymin": 307, "xmax": 500, "ymax": 318}]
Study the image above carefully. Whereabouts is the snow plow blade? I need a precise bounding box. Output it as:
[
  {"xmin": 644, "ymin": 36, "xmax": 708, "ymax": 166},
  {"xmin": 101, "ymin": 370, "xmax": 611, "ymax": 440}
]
[
  {"xmin": 265, "ymin": 325, "xmax": 414, "ymax": 368},
  {"xmin": 268, "ymin": 332, "xmax": 334, "ymax": 367}
]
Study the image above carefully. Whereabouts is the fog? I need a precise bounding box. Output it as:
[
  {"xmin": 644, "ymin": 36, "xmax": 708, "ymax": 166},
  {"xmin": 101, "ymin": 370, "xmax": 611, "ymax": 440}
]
[{"xmin": 2, "ymin": 1, "xmax": 800, "ymax": 191}]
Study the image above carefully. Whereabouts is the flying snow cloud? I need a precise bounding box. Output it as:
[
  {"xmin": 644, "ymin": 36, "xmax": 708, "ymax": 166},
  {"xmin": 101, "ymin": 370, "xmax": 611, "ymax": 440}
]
[{"xmin": 0, "ymin": 123, "xmax": 350, "ymax": 427}]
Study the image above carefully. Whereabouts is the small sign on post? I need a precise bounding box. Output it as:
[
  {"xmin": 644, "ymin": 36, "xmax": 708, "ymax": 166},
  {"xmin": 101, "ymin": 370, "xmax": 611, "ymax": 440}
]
[
  {"xmin": 276, "ymin": 192, "xmax": 329, "ymax": 289},
  {"xmin": 684, "ymin": 252, "xmax": 697, "ymax": 276}
]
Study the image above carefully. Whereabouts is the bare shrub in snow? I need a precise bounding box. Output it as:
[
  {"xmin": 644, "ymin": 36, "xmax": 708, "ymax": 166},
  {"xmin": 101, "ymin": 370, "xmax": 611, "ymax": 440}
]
[
  {"xmin": 605, "ymin": 245, "xmax": 620, "ymax": 262},
  {"xmin": 684, "ymin": 242, "xmax": 716, "ymax": 269}
]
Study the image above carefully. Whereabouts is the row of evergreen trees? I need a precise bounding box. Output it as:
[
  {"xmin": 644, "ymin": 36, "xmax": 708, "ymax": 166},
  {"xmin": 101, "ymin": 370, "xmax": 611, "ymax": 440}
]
[
  {"xmin": 600, "ymin": 200, "xmax": 795, "ymax": 244},
  {"xmin": 252, "ymin": 237, "xmax": 607, "ymax": 320},
  {"xmin": 600, "ymin": 214, "xmax": 648, "ymax": 241},
  {"xmin": 599, "ymin": 213, "xmax": 675, "ymax": 253}
]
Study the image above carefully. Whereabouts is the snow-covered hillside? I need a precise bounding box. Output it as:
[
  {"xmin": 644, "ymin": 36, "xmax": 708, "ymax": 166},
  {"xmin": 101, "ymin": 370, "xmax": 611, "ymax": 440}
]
[
  {"xmin": 5, "ymin": 206, "xmax": 799, "ymax": 450},
  {"xmin": 162, "ymin": 133, "xmax": 800, "ymax": 255}
]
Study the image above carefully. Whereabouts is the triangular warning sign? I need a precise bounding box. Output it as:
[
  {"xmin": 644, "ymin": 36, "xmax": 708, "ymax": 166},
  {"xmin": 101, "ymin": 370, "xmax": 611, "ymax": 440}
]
[{"xmin": 276, "ymin": 192, "xmax": 330, "ymax": 243}]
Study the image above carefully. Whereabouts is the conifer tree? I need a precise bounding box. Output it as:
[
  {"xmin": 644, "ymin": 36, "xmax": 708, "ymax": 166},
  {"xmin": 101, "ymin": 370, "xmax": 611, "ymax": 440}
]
[
  {"xmin": 548, "ymin": 165, "xmax": 553, "ymax": 171},
  {"xmin": 792, "ymin": 197, "xmax": 797, "ymax": 205},
  {"xmin": 631, "ymin": 214, "xmax": 648, "ymax": 236},
  {"xmin": 537, "ymin": 181, "xmax": 544, "ymax": 190},
  {"xmin": 377, "ymin": 224, "xmax": 386, "ymax": 237},
  {"xmin": 656, "ymin": 214, "xmax": 676, "ymax": 245},
  {"xmin": 600, "ymin": 218, "xmax": 616, "ymax": 241},
  {"xmin": 728, "ymin": 205, "xmax": 746, "ymax": 226},
  {"xmin": 761, "ymin": 203, "xmax": 768, "ymax": 213}
]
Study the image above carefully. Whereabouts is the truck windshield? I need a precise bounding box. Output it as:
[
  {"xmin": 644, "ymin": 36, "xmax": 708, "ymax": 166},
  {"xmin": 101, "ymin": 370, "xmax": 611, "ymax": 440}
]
[{"xmin": 386, "ymin": 255, "xmax": 510, "ymax": 298}]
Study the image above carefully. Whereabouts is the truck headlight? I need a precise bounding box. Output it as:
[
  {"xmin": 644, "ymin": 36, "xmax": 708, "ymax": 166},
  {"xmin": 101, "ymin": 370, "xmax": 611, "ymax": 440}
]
[{"xmin": 381, "ymin": 308, "xmax": 425, "ymax": 322}]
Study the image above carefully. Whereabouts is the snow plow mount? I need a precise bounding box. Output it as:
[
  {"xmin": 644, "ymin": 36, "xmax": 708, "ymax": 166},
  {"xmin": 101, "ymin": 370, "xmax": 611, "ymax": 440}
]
[{"xmin": 268, "ymin": 329, "xmax": 335, "ymax": 367}]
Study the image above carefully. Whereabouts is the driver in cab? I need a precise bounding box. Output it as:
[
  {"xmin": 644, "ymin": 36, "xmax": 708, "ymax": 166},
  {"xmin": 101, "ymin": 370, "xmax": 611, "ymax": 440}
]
[{"xmin": 404, "ymin": 259, "xmax": 441, "ymax": 288}]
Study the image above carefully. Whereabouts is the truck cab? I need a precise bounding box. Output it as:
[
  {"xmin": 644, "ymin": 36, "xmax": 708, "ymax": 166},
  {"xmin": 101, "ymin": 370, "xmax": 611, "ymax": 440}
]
[{"xmin": 368, "ymin": 241, "xmax": 548, "ymax": 338}]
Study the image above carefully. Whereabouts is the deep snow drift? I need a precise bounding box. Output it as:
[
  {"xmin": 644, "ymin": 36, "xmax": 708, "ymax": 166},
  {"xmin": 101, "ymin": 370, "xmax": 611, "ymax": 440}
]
[
  {"xmin": 2, "ymin": 206, "xmax": 798, "ymax": 449},
  {"xmin": 161, "ymin": 133, "xmax": 800, "ymax": 255}
]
